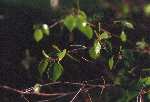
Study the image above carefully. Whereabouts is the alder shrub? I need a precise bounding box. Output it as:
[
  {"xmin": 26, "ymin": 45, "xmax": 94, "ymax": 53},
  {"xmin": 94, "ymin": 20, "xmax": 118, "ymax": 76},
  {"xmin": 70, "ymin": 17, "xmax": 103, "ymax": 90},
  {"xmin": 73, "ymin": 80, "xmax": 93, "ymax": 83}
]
[{"xmin": 33, "ymin": 1, "xmax": 150, "ymax": 102}]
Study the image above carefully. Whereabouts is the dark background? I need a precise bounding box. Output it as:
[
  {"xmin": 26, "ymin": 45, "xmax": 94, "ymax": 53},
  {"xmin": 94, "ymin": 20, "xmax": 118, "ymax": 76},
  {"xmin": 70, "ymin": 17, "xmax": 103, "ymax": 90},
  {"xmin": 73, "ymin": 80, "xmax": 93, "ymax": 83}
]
[{"xmin": 0, "ymin": 0, "xmax": 150, "ymax": 102}]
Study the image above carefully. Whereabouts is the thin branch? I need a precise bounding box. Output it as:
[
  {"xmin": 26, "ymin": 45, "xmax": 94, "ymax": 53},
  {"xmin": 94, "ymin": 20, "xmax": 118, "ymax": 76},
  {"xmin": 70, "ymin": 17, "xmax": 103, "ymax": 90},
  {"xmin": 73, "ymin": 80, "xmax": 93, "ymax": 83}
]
[
  {"xmin": 82, "ymin": 81, "xmax": 93, "ymax": 102},
  {"xmin": 0, "ymin": 85, "xmax": 68, "ymax": 97},
  {"xmin": 0, "ymin": 77, "xmax": 125, "ymax": 102},
  {"xmin": 0, "ymin": 80, "xmax": 114, "ymax": 102},
  {"xmin": 40, "ymin": 81, "xmax": 113, "ymax": 89},
  {"xmin": 100, "ymin": 76, "xmax": 106, "ymax": 95},
  {"xmin": 70, "ymin": 85, "xmax": 85, "ymax": 102},
  {"xmin": 84, "ymin": 91, "xmax": 93, "ymax": 102},
  {"xmin": 49, "ymin": 20, "xmax": 63, "ymax": 28}
]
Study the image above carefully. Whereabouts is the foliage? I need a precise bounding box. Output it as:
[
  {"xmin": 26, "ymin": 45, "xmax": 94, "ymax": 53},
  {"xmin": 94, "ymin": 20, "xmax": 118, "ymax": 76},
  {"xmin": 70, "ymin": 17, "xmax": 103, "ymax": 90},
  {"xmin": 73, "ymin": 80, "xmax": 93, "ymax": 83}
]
[{"xmin": 31, "ymin": 1, "xmax": 150, "ymax": 101}]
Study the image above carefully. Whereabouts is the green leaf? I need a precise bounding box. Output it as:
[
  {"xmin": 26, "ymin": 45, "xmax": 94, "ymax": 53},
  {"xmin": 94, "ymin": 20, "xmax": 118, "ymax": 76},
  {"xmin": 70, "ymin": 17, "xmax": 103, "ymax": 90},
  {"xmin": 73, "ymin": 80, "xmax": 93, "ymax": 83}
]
[
  {"xmin": 139, "ymin": 77, "xmax": 150, "ymax": 86},
  {"xmin": 76, "ymin": 15, "xmax": 93, "ymax": 39},
  {"xmin": 99, "ymin": 32, "xmax": 110, "ymax": 40},
  {"xmin": 42, "ymin": 24, "xmax": 49, "ymax": 36},
  {"xmin": 144, "ymin": 4, "xmax": 150, "ymax": 16},
  {"xmin": 78, "ymin": 24, "xmax": 93, "ymax": 39},
  {"xmin": 76, "ymin": 16, "xmax": 86, "ymax": 29},
  {"xmin": 136, "ymin": 39, "xmax": 147, "ymax": 49},
  {"xmin": 38, "ymin": 58, "xmax": 49, "ymax": 77},
  {"xmin": 34, "ymin": 29, "xmax": 43, "ymax": 42},
  {"xmin": 79, "ymin": 10, "xmax": 87, "ymax": 20},
  {"xmin": 64, "ymin": 15, "xmax": 76, "ymax": 32},
  {"xmin": 122, "ymin": 21, "xmax": 134, "ymax": 29},
  {"xmin": 52, "ymin": 62, "xmax": 63, "ymax": 81},
  {"xmin": 89, "ymin": 40, "xmax": 101, "ymax": 59},
  {"xmin": 114, "ymin": 20, "xmax": 134, "ymax": 29},
  {"xmin": 120, "ymin": 31, "xmax": 127, "ymax": 42},
  {"xmin": 33, "ymin": 84, "xmax": 41, "ymax": 93},
  {"xmin": 108, "ymin": 56, "xmax": 114, "ymax": 70},
  {"xmin": 82, "ymin": 25, "xmax": 93, "ymax": 39},
  {"xmin": 57, "ymin": 49, "xmax": 67, "ymax": 61}
]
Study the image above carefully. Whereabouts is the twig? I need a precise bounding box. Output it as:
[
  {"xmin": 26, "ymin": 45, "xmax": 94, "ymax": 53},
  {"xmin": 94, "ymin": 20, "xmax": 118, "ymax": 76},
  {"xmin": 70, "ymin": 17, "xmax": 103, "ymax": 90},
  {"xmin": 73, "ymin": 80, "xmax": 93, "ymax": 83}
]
[
  {"xmin": 40, "ymin": 81, "xmax": 112, "ymax": 89},
  {"xmin": 100, "ymin": 76, "xmax": 106, "ymax": 95},
  {"xmin": 0, "ymin": 80, "xmax": 114, "ymax": 102},
  {"xmin": 84, "ymin": 91, "xmax": 92, "ymax": 102},
  {"xmin": 70, "ymin": 85, "xmax": 85, "ymax": 102},
  {"xmin": 49, "ymin": 20, "xmax": 63, "ymax": 28},
  {"xmin": 81, "ymin": 57, "xmax": 94, "ymax": 63},
  {"xmin": 137, "ymin": 87, "xmax": 147, "ymax": 102},
  {"xmin": 0, "ymin": 85, "xmax": 69, "ymax": 97},
  {"xmin": 83, "ymin": 81, "xmax": 93, "ymax": 102},
  {"xmin": 137, "ymin": 89, "xmax": 144, "ymax": 102}
]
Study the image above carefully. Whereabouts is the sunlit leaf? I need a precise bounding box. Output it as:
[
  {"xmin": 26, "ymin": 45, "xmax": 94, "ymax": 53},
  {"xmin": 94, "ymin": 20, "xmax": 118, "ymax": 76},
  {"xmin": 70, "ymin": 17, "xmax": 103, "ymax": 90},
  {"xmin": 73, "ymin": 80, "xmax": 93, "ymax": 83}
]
[
  {"xmin": 108, "ymin": 56, "xmax": 114, "ymax": 70},
  {"xmin": 52, "ymin": 62, "xmax": 63, "ymax": 81},
  {"xmin": 79, "ymin": 10, "xmax": 87, "ymax": 20},
  {"xmin": 136, "ymin": 39, "xmax": 147, "ymax": 49},
  {"xmin": 139, "ymin": 77, "xmax": 150, "ymax": 86},
  {"xmin": 42, "ymin": 24, "xmax": 49, "ymax": 36},
  {"xmin": 144, "ymin": 4, "xmax": 150, "ymax": 16},
  {"xmin": 57, "ymin": 49, "xmax": 67, "ymax": 61},
  {"xmin": 120, "ymin": 31, "xmax": 127, "ymax": 42},
  {"xmin": 76, "ymin": 15, "xmax": 93, "ymax": 39},
  {"xmin": 33, "ymin": 84, "xmax": 41, "ymax": 93},
  {"xmin": 89, "ymin": 40, "xmax": 101, "ymax": 59},
  {"xmin": 99, "ymin": 32, "xmax": 110, "ymax": 40},
  {"xmin": 122, "ymin": 21, "xmax": 134, "ymax": 29},
  {"xmin": 64, "ymin": 15, "xmax": 76, "ymax": 32},
  {"xmin": 78, "ymin": 22, "xmax": 93, "ymax": 39},
  {"xmin": 81, "ymin": 25, "xmax": 93, "ymax": 39},
  {"xmin": 76, "ymin": 15, "xmax": 86, "ymax": 29},
  {"xmin": 114, "ymin": 20, "xmax": 134, "ymax": 29},
  {"xmin": 38, "ymin": 58, "xmax": 49, "ymax": 77},
  {"xmin": 34, "ymin": 29, "xmax": 43, "ymax": 42}
]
